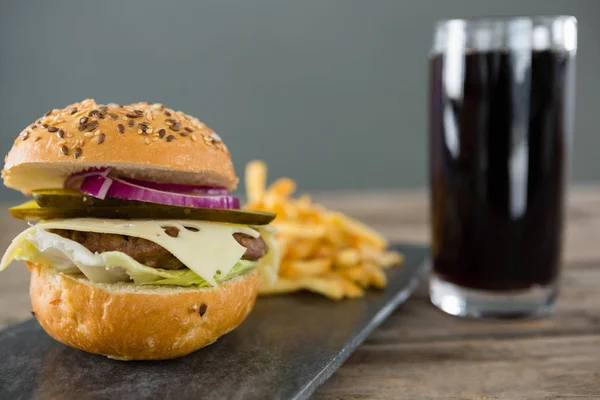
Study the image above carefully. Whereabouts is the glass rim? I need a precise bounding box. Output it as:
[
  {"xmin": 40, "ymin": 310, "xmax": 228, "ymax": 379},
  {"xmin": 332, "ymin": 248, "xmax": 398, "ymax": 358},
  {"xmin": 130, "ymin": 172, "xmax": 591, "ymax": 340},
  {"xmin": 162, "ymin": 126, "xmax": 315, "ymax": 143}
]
[
  {"xmin": 432, "ymin": 15, "xmax": 578, "ymax": 53},
  {"xmin": 435, "ymin": 15, "xmax": 577, "ymax": 28}
]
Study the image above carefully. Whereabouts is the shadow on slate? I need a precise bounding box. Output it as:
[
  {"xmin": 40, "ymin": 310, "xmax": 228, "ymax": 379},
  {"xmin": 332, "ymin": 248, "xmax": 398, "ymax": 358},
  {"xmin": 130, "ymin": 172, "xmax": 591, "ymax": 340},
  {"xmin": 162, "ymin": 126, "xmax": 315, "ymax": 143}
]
[{"xmin": 0, "ymin": 244, "xmax": 428, "ymax": 400}]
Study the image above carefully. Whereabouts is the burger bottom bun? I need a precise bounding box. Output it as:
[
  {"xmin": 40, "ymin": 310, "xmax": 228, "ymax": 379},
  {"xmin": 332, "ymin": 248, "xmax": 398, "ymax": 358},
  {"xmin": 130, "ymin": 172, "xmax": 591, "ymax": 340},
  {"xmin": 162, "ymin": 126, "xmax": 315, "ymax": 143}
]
[{"xmin": 28, "ymin": 263, "xmax": 259, "ymax": 360}]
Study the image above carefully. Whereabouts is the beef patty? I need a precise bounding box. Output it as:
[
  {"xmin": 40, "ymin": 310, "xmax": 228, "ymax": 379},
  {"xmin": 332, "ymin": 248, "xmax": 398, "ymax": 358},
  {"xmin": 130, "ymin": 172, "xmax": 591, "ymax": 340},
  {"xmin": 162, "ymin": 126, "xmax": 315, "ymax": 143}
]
[{"xmin": 49, "ymin": 227, "xmax": 268, "ymax": 270}]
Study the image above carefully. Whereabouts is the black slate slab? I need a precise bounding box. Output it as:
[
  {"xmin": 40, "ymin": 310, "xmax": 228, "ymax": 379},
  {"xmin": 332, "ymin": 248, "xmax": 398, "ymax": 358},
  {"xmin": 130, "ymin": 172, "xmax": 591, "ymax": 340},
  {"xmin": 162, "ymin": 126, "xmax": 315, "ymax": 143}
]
[{"xmin": 0, "ymin": 244, "xmax": 428, "ymax": 400}]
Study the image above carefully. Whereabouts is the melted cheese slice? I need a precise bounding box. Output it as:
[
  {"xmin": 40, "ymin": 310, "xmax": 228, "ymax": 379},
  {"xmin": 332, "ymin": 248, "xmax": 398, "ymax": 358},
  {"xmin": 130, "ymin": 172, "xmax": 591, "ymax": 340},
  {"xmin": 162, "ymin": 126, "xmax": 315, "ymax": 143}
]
[{"xmin": 8, "ymin": 219, "xmax": 259, "ymax": 287}]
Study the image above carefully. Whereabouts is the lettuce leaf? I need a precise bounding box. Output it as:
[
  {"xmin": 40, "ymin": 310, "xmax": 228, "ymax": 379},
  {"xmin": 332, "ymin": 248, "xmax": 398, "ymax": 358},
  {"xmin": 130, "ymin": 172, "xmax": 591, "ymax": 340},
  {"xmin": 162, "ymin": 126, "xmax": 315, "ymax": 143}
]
[
  {"xmin": 100, "ymin": 251, "xmax": 256, "ymax": 287},
  {"xmin": 130, "ymin": 259, "xmax": 257, "ymax": 287},
  {"xmin": 5, "ymin": 227, "xmax": 256, "ymax": 287}
]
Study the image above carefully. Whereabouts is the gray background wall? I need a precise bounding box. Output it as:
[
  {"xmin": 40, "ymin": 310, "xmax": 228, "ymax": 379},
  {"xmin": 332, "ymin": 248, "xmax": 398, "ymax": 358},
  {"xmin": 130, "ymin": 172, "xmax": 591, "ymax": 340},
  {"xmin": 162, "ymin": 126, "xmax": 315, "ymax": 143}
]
[{"xmin": 1, "ymin": 0, "xmax": 598, "ymax": 200}]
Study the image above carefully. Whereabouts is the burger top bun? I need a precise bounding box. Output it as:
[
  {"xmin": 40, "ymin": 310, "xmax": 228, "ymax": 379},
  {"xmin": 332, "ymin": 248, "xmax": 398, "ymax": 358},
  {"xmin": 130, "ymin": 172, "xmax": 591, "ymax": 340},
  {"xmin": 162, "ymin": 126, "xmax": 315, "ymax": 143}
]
[{"xmin": 2, "ymin": 99, "xmax": 238, "ymax": 194}]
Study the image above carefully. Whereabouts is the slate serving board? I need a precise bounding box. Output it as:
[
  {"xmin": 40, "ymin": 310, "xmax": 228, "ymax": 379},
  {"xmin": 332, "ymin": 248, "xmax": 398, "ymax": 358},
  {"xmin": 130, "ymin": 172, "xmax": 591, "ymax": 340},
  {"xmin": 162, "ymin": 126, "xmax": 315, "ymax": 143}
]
[{"xmin": 0, "ymin": 244, "xmax": 428, "ymax": 400}]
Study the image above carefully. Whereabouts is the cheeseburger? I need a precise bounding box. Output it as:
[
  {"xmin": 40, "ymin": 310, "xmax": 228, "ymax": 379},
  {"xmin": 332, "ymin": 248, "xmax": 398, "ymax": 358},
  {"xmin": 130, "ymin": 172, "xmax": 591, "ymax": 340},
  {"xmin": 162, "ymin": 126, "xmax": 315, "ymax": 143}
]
[{"xmin": 0, "ymin": 99, "xmax": 277, "ymax": 360}]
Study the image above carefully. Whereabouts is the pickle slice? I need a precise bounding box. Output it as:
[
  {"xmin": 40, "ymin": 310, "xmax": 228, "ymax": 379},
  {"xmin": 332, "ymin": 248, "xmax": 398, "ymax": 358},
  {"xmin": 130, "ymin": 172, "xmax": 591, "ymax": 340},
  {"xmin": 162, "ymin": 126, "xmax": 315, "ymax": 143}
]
[
  {"xmin": 33, "ymin": 189, "xmax": 138, "ymax": 208},
  {"xmin": 12, "ymin": 196, "xmax": 275, "ymax": 225}
]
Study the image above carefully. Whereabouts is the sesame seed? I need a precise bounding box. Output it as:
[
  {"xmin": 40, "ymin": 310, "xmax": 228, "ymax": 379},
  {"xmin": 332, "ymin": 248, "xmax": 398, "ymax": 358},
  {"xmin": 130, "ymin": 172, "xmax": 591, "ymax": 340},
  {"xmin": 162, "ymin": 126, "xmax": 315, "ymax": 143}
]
[
  {"xmin": 166, "ymin": 134, "xmax": 175, "ymax": 142},
  {"xmin": 180, "ymin": 131, "xmax": 189, "ymax": 136},
  {"xmin": 137, "ymin": 129, "xmax": 143, "ymax": 134},
  {"xmin": 191, "ymin": 134, "xmax": 197, "ymax": 142},
  {"xmin": 151, "ymin": 137, "xmax": 159, "ymax": 142},
  {"xmin": 134, "ymin": 110, "xmax": 144, "ymax": 116},
  {"xmin": 211, "ymin": 132, "xmax": 222, "ymax": 142},
  {"xmin": 60, "ymin": 146, "xmax": 69, "ymax": 156},
  {"xmin": 88, "ymin": 110, "xmax": 101, "ymax": 118},
  {"xmin": 126, "ymin": 113, "xmax": 141, "ymax": 118},
  {"xmin": 31, "ymin": 124, "xmax": 37, "ymax": 130},
  {"xmin": 83, "ymin": 121, "xmax": 99, "ymax": 132},
  {"xmin": 185, "ymin": 127, "xmax": 193, "ymax": 132},
  {"xmin": 93, "ymin": 130, "xmax": 101, "ymax": 136},
  {"xmin": 47, "ymin": 126, "xmax": 59, "ymax": 133},
  {"xmin": 22, "ymin": 131, "xmax": 30, "ymax": 141},
  {"xmin": 169, "ymin": 125, "xmax": 180, "ymax": 132},
  {"xmin": 79, "ymin": 117, "xmax": 88, "ymax": 125},
  {"xmin": 164, "ymin": 110, "xmax": 171, "ymax": 116},
  {"xmin": 117, "ymin": 124, "xmax": 125, "ymax": 133},
  {"xmin": 100, "ymin": 106, "xmax": 109, "ymax": 112},
  {"xmin": 42, "ymin": 123, "xmax": 49, "ymax": 128},
  {"xmin": 66, "ymin": 132, "xmax": 73, "ymax": 138},
  {"xmin": 109, "ymin": 113, "xmax": 119, "ymax": 120},
  {"xmin": 34, "ymin": 137, "xmax": 41, "ymax": 142},
  {"xmin": 199, "ymin": 303, "xmax": 207, "ymax": 316},
  {"xmin": 97, "ymin": 133, "xmax": 106, "ymax": 144},
  {"xmin": 165, "ymin": 118, "xmax": 176, "ymax": 125},
  {"xmin": 69, "ymin": 107, "xmax": 78, "ymax": 115},
  {"xmin": 158, "ymin": 128, "xmax": 166, "ymax": 139},
  {"xmin": 57, "ymin": 139, "xmax": 66, "ymax": 146},
  {"xmin": 57, "ymin": 129, "xmax": 65, "ymax": 139},
  {"xmin": 45, "ymin": 110, "xmax": 53, "ymax": 117},
  {"xmin": 144, "ymin": 138, "xmax": 150, "ymax": 145},
  {"xmin": 74, "ymin": 148, "xmax": 83, "ymax": 159},
  {"xmin": 128, "ymin": 119, "xmax": 135, "ymax": 127},
  {"xmin": 146, "ymin": 128, "xmax": 153, "ymax": 133},
  {"xmin": 152, "ymin": 103, "xmax": 162, "ymax": 110},
  {"xmin": 83, "ymin": 132, "xmax": 94, "ymax": 138}
]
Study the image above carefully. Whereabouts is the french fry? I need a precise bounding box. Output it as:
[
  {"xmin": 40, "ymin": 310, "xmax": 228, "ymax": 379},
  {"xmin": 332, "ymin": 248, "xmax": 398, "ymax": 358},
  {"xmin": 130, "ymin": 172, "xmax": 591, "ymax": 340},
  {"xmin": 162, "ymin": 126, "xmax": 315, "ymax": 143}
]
[
  {"xmin": 378, "ymin": 251, "xmax": 404, "ymax": 269},
  {"xmin": 276, "ymin": 237, "xmax": 292, "ymax": 260},
  {"xmin": 338, "ymin": 266, "xmax": 371, "ymax": 288},
  {"xmin": 266, "ymin": 178, "xmax": 296, "ymax": 198},
  {"xmin": 245, "ymin": 160, "xmax": 404, "ymax": 300},
  {"xmin": 313, "ymin": 243, "xmax": 335, "ymax": 258},
  {"xmin": 328, "ymin": 212, "xmax": 388, "ymax": 250},
  {"xmin": 258, "ymin": 278, "xmax": 304, "ymax": 296},
  {"xmin": 334, "ymin": 248, "xmax": 361, "ymax": 269},
  {"xmin": 274, "ymin": 222, "xmax": 326, "ymax": 239},
  {"xmin": 285, "ymin": 240, "xmax": 317, "ymax": 260},
  {"xmin": 324, "ymin": 218, "xmax": 347, "ymax": 247},
  {"xmin": 245, "ymin": 160, "xmax": 267, "ymax": 204},
  {"xmin": 335, "ymin": 274, "xmax": 365, "ymax": 298},
  {"xmin": 280, "ymin": 258, "xmax": 332, "ymax": 279},
  {"xmin": 358, "ymin": 244, "xmax": 383, "ymax": 263},
  {"xmin": 259, "ymin": 276, "xmax": 346, "ymax": 301},
  {"xmin": 364, "ymin": 263, "xmax": 387, "ymax": 289},
  {"xmin": 300, "ymin": 277, "xmax": 345, "ymax": 300}
]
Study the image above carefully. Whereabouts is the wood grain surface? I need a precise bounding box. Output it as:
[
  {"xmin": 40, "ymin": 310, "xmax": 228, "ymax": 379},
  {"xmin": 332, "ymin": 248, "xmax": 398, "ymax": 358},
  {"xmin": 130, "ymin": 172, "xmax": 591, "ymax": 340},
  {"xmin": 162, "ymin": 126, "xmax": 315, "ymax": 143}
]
[{"xmin": 1, "ymin": 185, "xmax": 599, "ymax": 399}]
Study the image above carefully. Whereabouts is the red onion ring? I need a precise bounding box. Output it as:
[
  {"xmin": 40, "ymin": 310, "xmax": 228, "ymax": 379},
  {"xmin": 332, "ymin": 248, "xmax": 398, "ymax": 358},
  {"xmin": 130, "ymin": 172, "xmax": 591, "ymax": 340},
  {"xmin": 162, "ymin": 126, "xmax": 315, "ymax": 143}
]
[
  {"xmin": 121, "ymin": 178, "xmax": 228, "ymax": 195},
  {"xmin": 64, "ymin": 168, "xmax": 111, "ymax": 189},
  {"xmin": 80, "ymin": 175, "xmax": 240, "ymax": 209}
]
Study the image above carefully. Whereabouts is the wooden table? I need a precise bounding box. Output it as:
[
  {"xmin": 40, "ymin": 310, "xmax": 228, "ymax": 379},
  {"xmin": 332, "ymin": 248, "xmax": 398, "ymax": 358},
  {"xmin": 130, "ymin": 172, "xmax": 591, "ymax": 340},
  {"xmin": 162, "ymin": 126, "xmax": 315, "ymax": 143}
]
[{"xmin": 1, "ymin": 186, "xmax": 599, "ymax": 399}]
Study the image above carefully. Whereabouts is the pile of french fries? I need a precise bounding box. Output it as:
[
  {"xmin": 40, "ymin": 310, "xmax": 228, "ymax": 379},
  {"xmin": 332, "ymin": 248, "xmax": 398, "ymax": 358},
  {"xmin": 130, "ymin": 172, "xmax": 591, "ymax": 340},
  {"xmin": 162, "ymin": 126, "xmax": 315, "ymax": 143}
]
[{"xmin": 245, "ymin": 161, "xmax": 404, "ymax": 300}]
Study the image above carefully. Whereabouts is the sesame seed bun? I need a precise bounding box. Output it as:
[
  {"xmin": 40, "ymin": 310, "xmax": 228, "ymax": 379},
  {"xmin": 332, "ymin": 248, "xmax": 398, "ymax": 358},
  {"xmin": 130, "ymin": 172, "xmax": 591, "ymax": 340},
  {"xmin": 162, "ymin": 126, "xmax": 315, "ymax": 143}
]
[
  {"xmin": 3, "ymin": 99, "xmax": 238, "ymax": 194},
  {"xmin": 29, "ymin": 263, "xmax": 259, "ymax": 360}
]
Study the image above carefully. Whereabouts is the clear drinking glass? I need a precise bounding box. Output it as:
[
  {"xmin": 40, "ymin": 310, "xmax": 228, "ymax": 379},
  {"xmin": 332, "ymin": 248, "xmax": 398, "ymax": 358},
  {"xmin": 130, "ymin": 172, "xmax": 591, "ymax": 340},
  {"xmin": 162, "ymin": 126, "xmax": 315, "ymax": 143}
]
[{"xmin": 428, "ymin": 16, "xmax": 577, "ymax": 318}]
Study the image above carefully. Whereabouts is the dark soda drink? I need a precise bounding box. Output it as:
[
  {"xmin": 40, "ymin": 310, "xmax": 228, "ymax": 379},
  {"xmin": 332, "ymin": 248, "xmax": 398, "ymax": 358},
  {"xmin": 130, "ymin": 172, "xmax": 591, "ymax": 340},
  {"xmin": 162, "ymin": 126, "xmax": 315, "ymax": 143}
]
[{"xmin": 430, "ymin": 48, "xmax": 575, "ymax": 291}]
